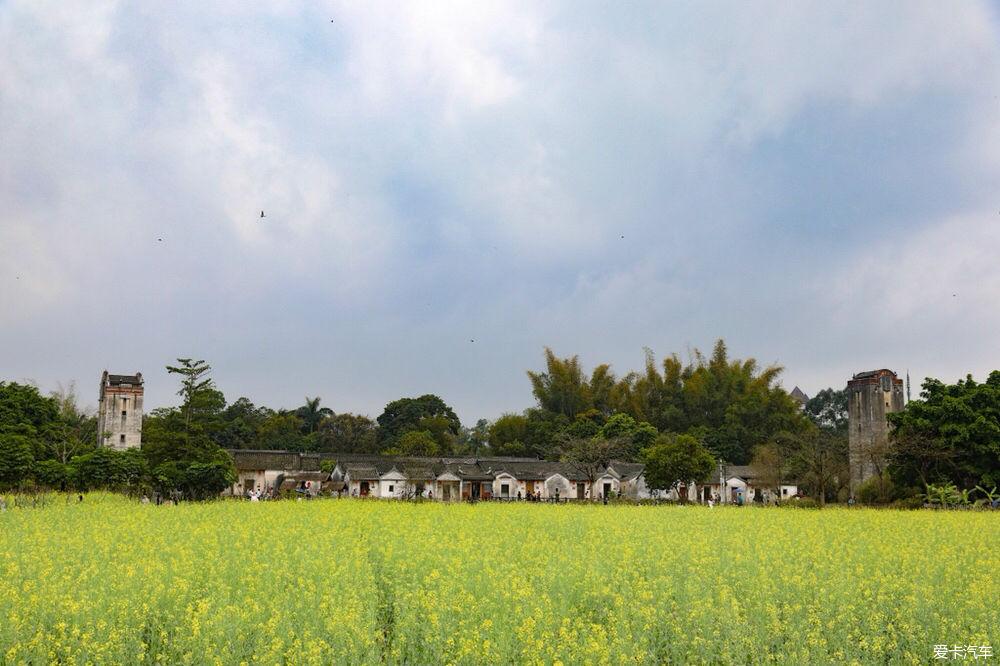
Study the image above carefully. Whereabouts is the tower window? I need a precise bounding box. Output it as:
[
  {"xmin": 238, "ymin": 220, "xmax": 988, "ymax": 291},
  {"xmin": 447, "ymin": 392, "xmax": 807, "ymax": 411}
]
[{"xmin": 120, "ymin": 434, "xmax": 126, "ymax": 444}]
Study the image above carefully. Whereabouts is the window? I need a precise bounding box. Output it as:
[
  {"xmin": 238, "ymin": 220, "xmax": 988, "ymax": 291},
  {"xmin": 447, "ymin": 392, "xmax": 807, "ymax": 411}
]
[
  {"xmin": 120, "ymin": 434, "xmax": 126, "ymax": 444},
  {"xmin": 501, "ymin": 483, "xmax": 510, "ymax": 497},
  {"xmin": 782, "ymin": 488, "xmax": 788, "ymax": 496},
  {"xmin": 388, "ymin": 484, "xmax": 394, "ymax": 493}
]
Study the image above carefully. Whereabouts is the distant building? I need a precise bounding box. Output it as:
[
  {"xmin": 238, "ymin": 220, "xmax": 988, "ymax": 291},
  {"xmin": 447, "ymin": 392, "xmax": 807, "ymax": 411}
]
[
  {"xmin": 846, "ymin": 369, "xmax": 904, "ymax": 491},
  {"xmin": 789, "ymin": 386, "xmax": 809, "ymax": 407},
  {"xmin": 97, "ymin": 371, "xmax": 144, "ymax": 450}
]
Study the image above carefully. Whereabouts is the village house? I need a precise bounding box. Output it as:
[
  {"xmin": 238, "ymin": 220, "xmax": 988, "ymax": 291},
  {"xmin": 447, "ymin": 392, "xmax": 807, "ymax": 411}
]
[
  {"xmin": 696, "ymin": 465, "xmax": 799, "ymax": 505},
  {"xmin": 225, "ymin": 450, "xmax": 798, "ymax": 503}
]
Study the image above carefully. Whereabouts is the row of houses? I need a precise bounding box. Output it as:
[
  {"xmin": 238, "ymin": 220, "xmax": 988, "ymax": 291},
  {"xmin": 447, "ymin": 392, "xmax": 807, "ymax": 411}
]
[{"xmin": 226, "ymin": 450, "xmax": 799, "ymax": 503}]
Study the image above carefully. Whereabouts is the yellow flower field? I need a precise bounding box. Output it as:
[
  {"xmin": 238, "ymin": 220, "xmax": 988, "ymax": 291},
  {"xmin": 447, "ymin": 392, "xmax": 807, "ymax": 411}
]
[{"xmin": 0, "ymin": 495, "xmax": 996, "ymax": 664}]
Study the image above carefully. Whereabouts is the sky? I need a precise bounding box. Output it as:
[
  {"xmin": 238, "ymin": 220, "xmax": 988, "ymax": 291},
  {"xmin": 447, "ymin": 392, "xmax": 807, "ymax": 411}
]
[{"xmin": 2, "ymin": 1, "xmax": 1000, "ymax": 426}]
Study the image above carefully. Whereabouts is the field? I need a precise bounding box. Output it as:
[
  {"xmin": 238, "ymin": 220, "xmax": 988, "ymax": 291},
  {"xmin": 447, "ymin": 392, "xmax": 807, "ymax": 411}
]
[{"xmin": 0, "ymin": 496, "xmax": 997, "ymax": 665}]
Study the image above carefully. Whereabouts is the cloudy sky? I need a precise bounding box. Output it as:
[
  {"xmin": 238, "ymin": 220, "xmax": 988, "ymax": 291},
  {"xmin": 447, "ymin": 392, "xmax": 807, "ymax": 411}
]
[{"xmin": 2, "ymin": 1, "xmax": 999, "ymax": 425}]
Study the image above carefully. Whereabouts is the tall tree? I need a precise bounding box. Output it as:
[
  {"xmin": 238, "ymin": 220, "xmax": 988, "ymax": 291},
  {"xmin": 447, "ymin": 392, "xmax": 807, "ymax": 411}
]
[
  {"xmin": 527, "ymin": 349, "xmax": 592, "ymax": 419},
  {"xmin": 46, "ymin": 382, "xmax": 97, "ymax": 463},
  {"xmin": 165, "ymin": 359, "xmax": 225, "ymax": 445},
  {"xmin": 296, "ymin": 396, "xmax": 333, "ymax": 434}
]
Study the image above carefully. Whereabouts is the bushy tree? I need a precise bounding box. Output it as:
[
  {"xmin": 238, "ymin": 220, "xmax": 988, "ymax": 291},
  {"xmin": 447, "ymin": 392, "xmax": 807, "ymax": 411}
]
[
  {"xmin": 642, "ymin": 433, "xmax": 715, "ymax": 495},
  {"xmin": 0, "ymin": 431, "xmax": 34, "ymax": 489},
  {"xmin": 318, "ymin": 413, "xmax": 378, "ymax": 453},
  {"xmin": 376, "ymin": 395, "xmax": 460, "ymax": 450},
  {"xmin": 889, "ymin": 372, "xmax": 1000, "ymax": 490}
]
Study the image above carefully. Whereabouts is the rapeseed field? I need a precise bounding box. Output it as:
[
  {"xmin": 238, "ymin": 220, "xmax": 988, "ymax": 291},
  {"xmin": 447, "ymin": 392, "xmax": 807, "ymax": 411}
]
[{"xmin": 0, "ymin": 495, "xmax": 996, "ymax": 664}]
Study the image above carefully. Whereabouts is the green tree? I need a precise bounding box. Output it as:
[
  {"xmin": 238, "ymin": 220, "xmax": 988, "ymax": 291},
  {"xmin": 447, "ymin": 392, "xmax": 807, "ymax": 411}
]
[
  {"xmin": 804, "ymin": 388, "xmax": 849, "ymax": 436},
  {"xmin": 0, "ymin": 381, "xmax": 61, "ymax": 465},
  {"xmin": 45, "ymin": 382, "xmax": 97, "ymax": 463},
  {"xmin": 256, "ymin": 412, "xmax": 308, "ymax": 450},
  {"xmin": 0, "ymin": 431, "xmax": 34, "ymax": 489},
  {"xmin": 143, "ymin": 359, "xmax": 235, "ymax": 498},
  {"xmin": 318, "ymin": 413, "xmax": 378, "ymax": 453},
  {"xmin": 598, "ymin": 413, "xmax": 658, "ymax": 461},
  {"xmin": 642, "ymin": 433, "xmax": 715, "ymax": 496},
  {"xmin": 165, "ymin": 359, "xmax": 226, "ymax": 443},
  {"xmin": 215, "ymin": 397, "xmax": 273, "ymax": 450},
  {"xmin": 296, "ymin": 396, "xmax": 333, "ymax": 434},
  {"xmin": 376, "ymin": 395, "xmax": 460, "ymax": 449},
  {"xmin": 888, "ymin": 372, "xmax": 1000, "ymax": 490},
  {"xmin": 384, "ymin": 430, "xmax": 439, "ymax": 457}
]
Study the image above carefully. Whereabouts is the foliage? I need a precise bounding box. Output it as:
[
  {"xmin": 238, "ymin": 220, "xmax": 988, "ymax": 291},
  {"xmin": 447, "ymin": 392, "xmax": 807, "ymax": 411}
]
[
  {"xmin": 783, "ymin": 429, "xmax": 849, "ymax": 507},
  {"xmin": 641, "ymin": 433, "xmax": 715, "ymax": 493},
  {"xmin": 888, "ymin": 371, "xmax": 1000, "ymax": 489},
  {"xmin": 803, "ymin": 388, "xmax": 848, "ymax": 436},
  {"xmin": 528, "ymin": 341, "xmax": 809, "ymax": 465},
  {"xmin": 318, "ymin": 413, "xmax": 378, "ymax": 453},
  {"xmin": 526, "ymin": 348, "xmax": 613, "ymax": 420},
  {"xmin": 0, "ymin": 432, "xmax": 34, "ymax": 489},
  {"xmin": 296, "ymin": 396, "xmax": 333, "ymax": 434},
  {"xmin": 376, "ymin": 395, "xmax": 460, "ymax": 450},
  {"xmin": 598, "ymin": 413, "xmax": 658, "ymax": 460},
  {"xmin": 33, "ymin": 459, "xmax": 70, "ymax": 489},
  {"xmin": 69, "ymin": 447, "xmax": 148, "ymax": 492},
  {"xmin": 922, "ymin": 482, "xmax": 966, "ymax": 508}
]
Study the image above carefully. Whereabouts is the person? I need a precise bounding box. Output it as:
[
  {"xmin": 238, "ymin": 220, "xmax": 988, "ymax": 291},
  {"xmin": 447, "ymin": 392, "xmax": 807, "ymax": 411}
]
[
  {"xmin": 141, "ymin": 494, "xmax": 150, "ymax": 505},
  {"xmin": 517, "ymin": 490, "xmax": 522, "ymax": 501},
  {"xmin": 707, "ymin": 498, "xmax": 714, "ymax": 509},
  {"xmin": 848, "ymin": 495, "xmax": 856, "ymax": 508}
]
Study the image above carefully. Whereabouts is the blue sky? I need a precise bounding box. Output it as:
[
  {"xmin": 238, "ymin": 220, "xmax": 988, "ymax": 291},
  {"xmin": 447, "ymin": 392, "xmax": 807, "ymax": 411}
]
[{"xmin": 2, "ymin": 1, "xmax": 999, "ymax": 426}]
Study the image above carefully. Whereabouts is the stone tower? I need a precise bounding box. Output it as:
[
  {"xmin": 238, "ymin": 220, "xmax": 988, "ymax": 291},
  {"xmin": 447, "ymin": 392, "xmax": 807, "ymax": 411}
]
[
  {"xmin": 846, "ymin": 369, "xmax": 904, "ymax": 491},
  {"xmin": 97, "ymin": 371, "xmax": 144, "ymax": 450}
]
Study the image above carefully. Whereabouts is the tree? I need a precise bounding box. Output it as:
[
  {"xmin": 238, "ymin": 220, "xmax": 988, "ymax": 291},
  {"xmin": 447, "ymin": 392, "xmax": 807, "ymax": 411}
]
[
  {"xmin": 0, "ymin": 381, "xmax": 60, "ymax": 466},
  {"xmin": 383, "ymin": 430, "xmax": 438, "ymax": 457},
  {"xmin": 784, "ymin": 429, "xmax": 848, "ymax": 506},
  {"xmin": 888, "ymin": 372, "xmax": 1000, "ymax": 490},
  {"xmin": 215, "ymin": 397, "xmax": 273, "ymax": 449},
  {"xmin": 318, "ymin": 413, "xmax": 378, "ymax": 453},
  {"xmin": 143, "ymin": 359, "xmax": 234, "ymax": 498},
  {"xmin": 0, "ymin": 431, "xmax": 34, "ymax": 489},
  {"xmin": 804, "ymin": 388, "xmax": 849, "ymax": 436},
  {"xmin": 165, "ymin": 359, "xmax": 225, "ymax": 444},
  {"xmin": 642, "ymin": 433, "xmax": 715, "ymax": 496},
  {"xmin": 45, "ymin": 382, "xmax": 97, "ymax": 463},
  {"xmin": 598, "ymin": 413, "xmax": 658, "ymax": 461},
  {"xmin": 296, "ymin": 397, "xmax": 333, "ymax": 434},
  {"xmin": 608, "ymin": 341, "xmax": 809, "ymax": 464},
  {"xmin": 527, "ymin": 349, "xmax": 592, "ymax": 420},
  {"xmin": 558, "ymin": 435, "xmax": 625, "ymax": 497},
  {"xmin": 376, "ymin": 395, "xmax": 460, "ymax": 449}
]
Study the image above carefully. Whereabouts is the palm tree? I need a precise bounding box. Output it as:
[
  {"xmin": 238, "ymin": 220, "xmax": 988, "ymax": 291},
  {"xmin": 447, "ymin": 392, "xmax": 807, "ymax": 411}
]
[{"xmin": 297, "ymin": 397, "xmax": 333, "ymax": 434}]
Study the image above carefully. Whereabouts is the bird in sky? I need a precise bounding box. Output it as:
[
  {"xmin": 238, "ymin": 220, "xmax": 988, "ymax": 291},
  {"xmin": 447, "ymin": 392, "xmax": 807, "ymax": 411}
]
[{"xmin": 260, "ymin": 211, "xmax": 265, "ymax": 218}]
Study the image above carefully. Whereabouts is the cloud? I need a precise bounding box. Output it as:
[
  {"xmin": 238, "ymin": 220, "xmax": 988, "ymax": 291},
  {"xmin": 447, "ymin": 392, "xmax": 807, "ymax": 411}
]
[{"xmin": 2, "ymin": 1, "xmax": 999, "ymax": 422}]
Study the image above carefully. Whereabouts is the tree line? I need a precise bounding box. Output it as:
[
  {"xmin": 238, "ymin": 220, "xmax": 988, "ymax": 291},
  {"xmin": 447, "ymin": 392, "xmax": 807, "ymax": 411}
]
[{"xmin": 3, "ymin": 342, "xmax": 997, "ymax": 505}]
